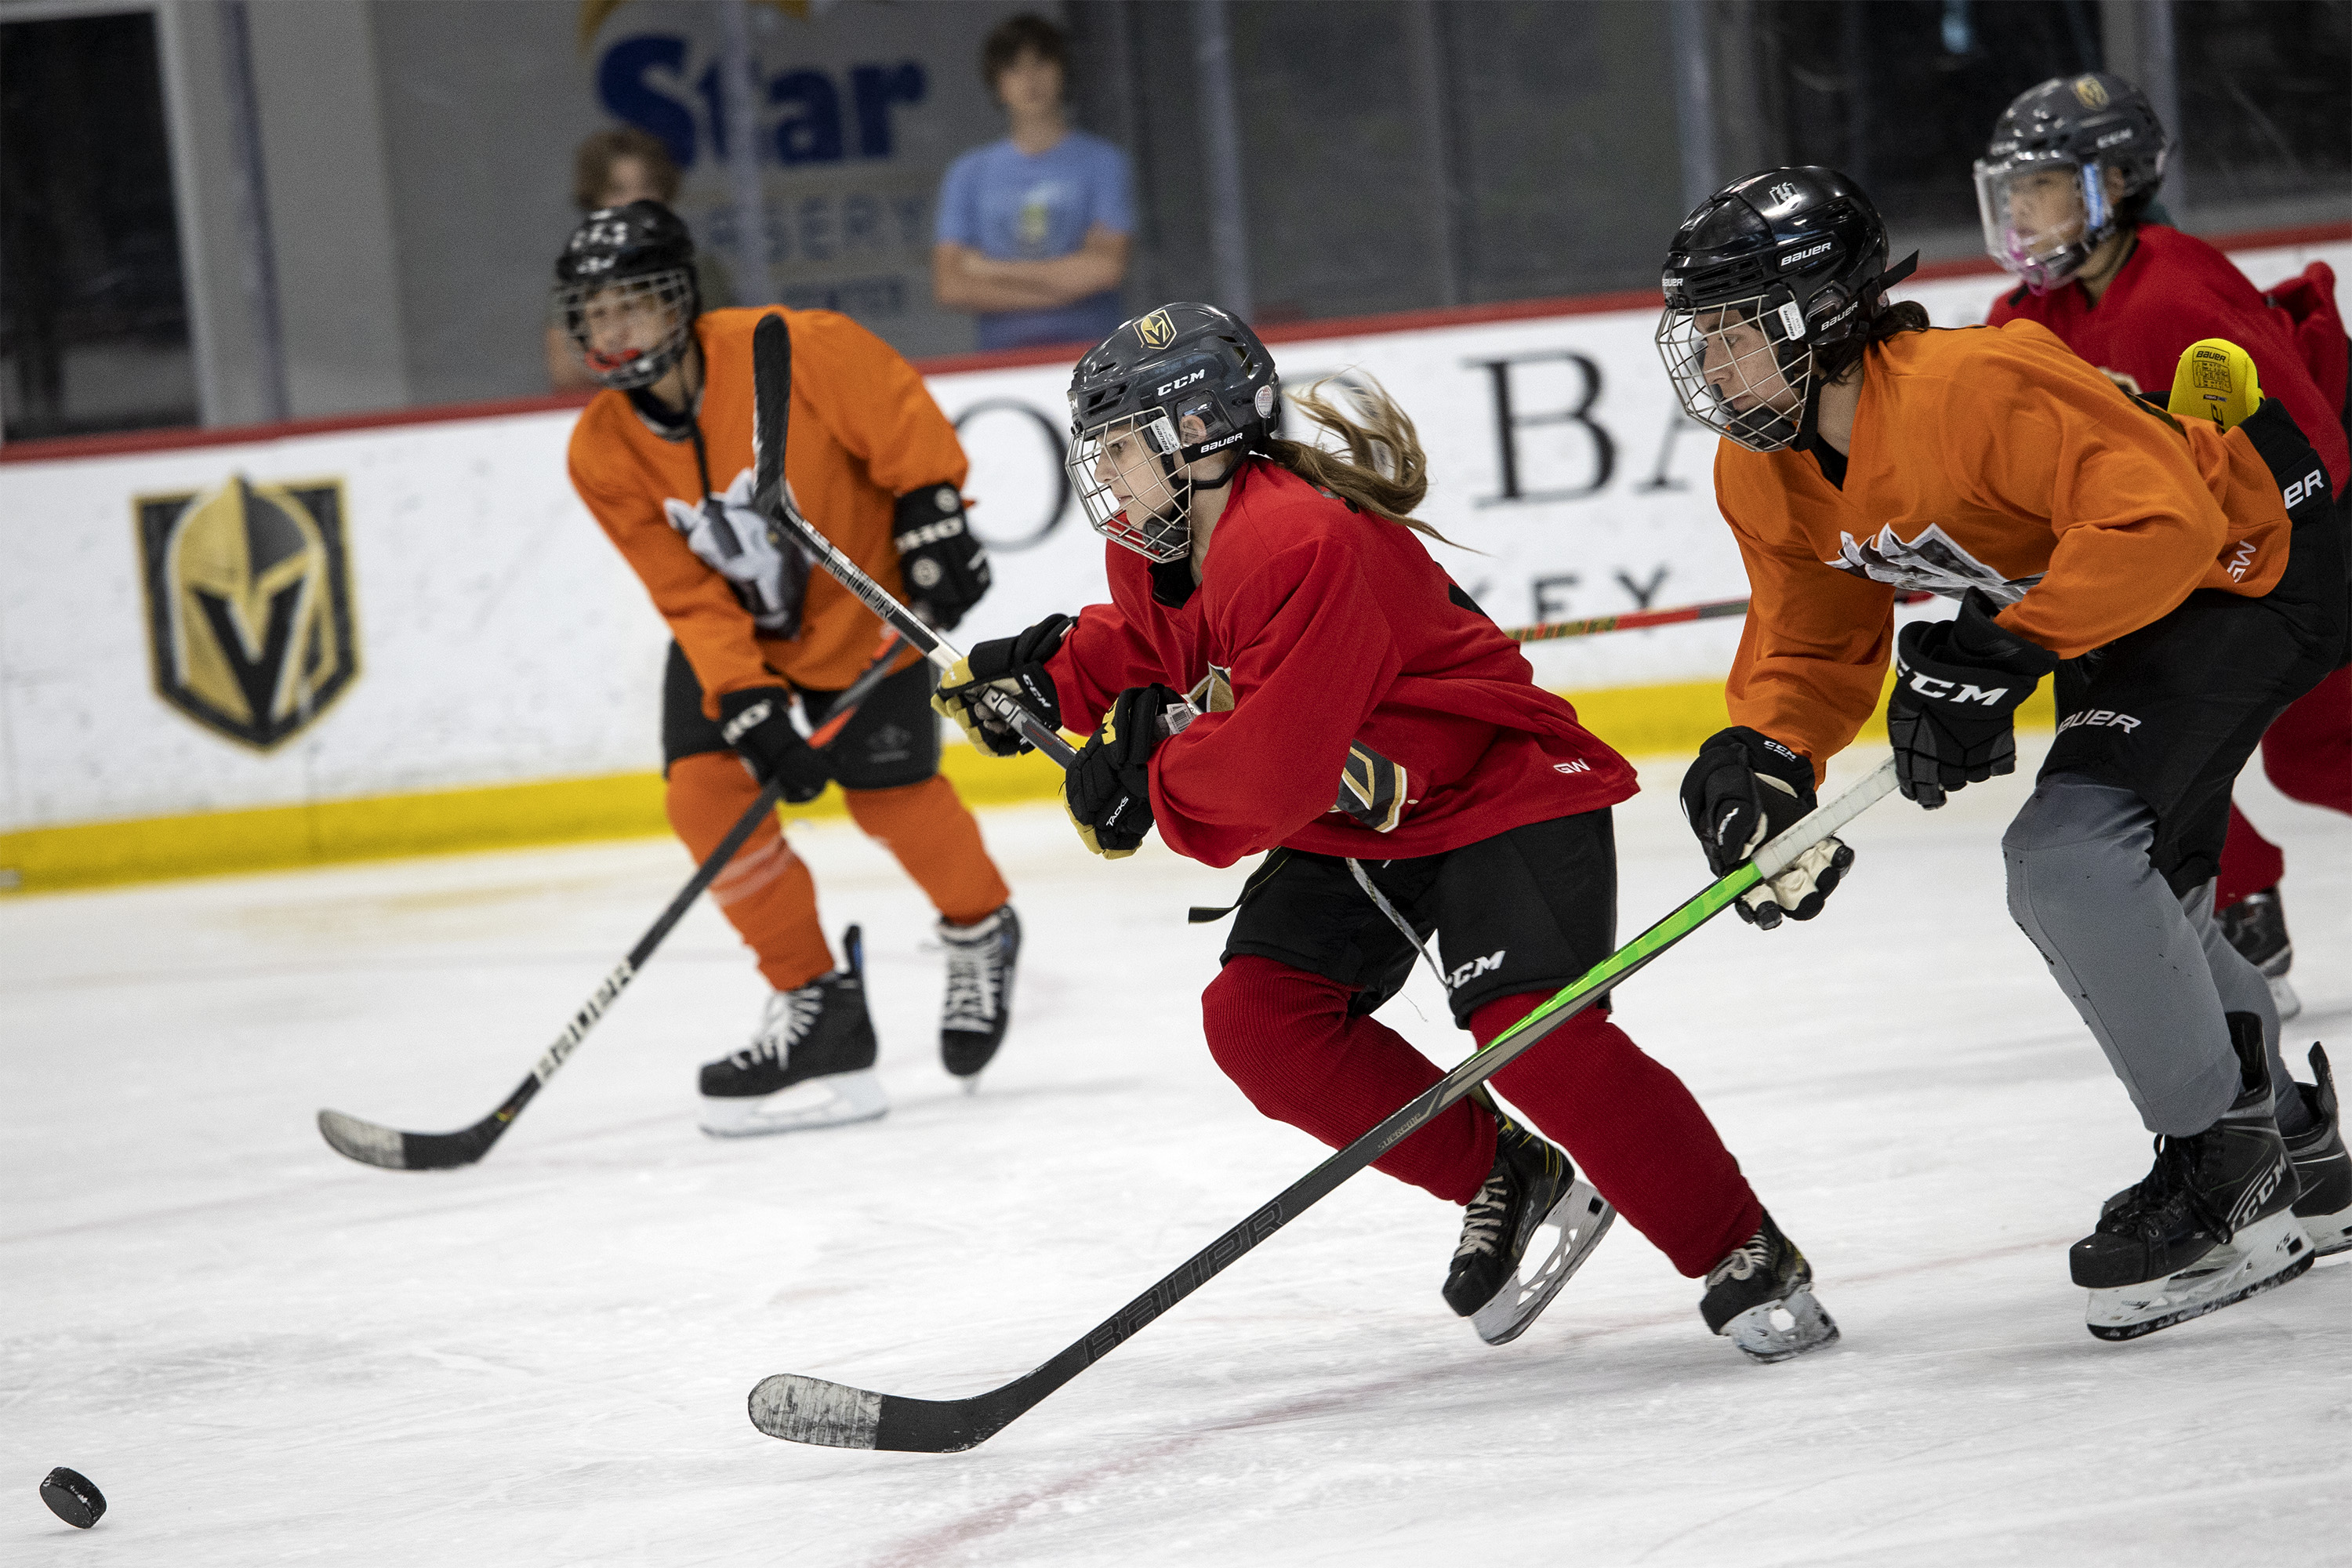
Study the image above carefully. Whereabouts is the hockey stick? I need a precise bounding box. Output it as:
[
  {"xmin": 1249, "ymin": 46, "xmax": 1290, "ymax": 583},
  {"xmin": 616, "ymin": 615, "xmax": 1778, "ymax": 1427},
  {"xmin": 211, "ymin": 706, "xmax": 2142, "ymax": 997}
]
[
  {"xmin": 748, "ymin": 314, "xmax": 1078, "ymax": 767},
  {"xmin": 748, "ymin": 755, "xmax": 1900, "ymax": 1451},
  {"xmin": 1505, "ymin": 590, "xmax": 1934, "ymax": 644},
  {"xmin": 315, "ymin": 633, "xmax": 912, "ymax": 1171},
  {"xmin": 1505, "ymin": 595, "xmax": 1754, "ymax": 643}
]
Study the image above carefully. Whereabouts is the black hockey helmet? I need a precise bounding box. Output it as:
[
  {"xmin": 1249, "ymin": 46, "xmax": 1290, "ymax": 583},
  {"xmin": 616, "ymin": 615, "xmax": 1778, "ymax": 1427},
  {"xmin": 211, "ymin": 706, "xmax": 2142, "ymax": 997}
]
[
  {"xmin": 1655, "ymin": 166, "xmax": 1916, "ymax": 452},
  {"xmin": 1976, "ymin": 73, "xmax": 2169, "ymax": 292},
  {"xmin": 1065, "ymin": 302, "xmax": 1279, "ymax": 562},
  {"xmin": 552, "ymin": 199, "xmax": 700, "ymax": 390}
]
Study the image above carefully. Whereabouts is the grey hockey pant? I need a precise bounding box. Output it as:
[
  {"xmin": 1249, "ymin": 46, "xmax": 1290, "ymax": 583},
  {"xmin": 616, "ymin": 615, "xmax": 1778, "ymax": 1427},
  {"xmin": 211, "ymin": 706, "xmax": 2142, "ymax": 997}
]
[{"xmin": 2003, "ymin": 775, "xmax": 2291, "ymax": 1137}]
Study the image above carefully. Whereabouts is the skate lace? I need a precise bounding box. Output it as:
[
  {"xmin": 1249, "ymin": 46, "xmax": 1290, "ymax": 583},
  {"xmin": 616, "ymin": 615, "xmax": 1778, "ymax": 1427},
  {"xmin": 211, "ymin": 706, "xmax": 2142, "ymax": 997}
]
[
  {"xmin": 1455, "ymin": 1167, "xmax": 1512, "ymax": 1261},
  {"xmin": 940, "ymin": 917, "xmax": 1003, "ymax": 1032},
  {"xmin": 732, "ymin": 983, "xmax": 828, "ymax": 1069},
  {"xmin": 2104, "ymin": 1137, "xmax": 2230, "ymax": 1242},
  {"xmin": 1706, "ymin": 1230, "xmax": 1773, "ymax": 1289}
]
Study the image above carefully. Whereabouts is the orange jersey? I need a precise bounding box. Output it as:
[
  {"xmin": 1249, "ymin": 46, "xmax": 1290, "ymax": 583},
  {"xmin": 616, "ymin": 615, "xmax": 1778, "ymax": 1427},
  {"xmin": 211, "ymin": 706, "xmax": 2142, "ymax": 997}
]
[
  {"xmin": 1716, "ymin": 321, "xmax": 2296, "ymax": 775},
  {"xmin": 568, "ymin": 307, "xmax": 967, "ymax": 710}
]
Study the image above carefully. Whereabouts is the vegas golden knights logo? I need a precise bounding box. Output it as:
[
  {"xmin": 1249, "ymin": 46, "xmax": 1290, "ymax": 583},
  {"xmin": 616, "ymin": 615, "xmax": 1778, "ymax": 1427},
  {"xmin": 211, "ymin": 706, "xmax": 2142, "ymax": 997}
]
[
  {"xmin": 2072, "ymin": 75, "xmax": 2109, "ymax": 108},
  {"xmin": 136, "ymin": 475, "xmax": 359, "ymax": 750},
  {"xmin": 1135, "ymin": 309, "xmax": 1176, "ymax": 350}
]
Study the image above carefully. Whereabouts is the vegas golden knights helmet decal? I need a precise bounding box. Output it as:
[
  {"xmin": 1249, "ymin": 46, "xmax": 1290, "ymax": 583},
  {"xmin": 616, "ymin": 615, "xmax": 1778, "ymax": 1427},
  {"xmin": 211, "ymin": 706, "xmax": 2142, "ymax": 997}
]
[{"xmin": 136, "ymin": 475, "xmax": 359, "ymax": 750}]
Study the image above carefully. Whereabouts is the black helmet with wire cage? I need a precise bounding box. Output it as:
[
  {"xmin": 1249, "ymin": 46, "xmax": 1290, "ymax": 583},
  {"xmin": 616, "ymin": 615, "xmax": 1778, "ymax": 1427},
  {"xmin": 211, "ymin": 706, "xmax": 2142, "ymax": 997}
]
[
  {"xmin": 552, "ymin": 200, "xmax": 700, "ymax": 391},
  {"xmin": 1065, "ymin": 303, "xmax": 1279, "ymax": 563},
  {"xmin": 1654, "ymin": 167, "xmax": 1916, "ymax": 453}
]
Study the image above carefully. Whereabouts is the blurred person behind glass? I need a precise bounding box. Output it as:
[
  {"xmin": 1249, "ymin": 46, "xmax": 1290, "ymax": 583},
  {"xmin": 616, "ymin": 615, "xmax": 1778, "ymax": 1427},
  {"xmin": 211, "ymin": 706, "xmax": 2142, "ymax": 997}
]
[
  {"xmin": 546, "ymin": 129, "xmax": 734, "ymax": 392},
  {"xmin": 932, "ymin": 14, "xmax": 1133, "ymax": 351}
]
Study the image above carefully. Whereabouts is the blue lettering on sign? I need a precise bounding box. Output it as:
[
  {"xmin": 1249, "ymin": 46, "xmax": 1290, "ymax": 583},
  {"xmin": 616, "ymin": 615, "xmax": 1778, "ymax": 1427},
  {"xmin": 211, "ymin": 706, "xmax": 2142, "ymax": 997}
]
[
  {"xmin": 851, "ymin": 62, "xmax": 926, "ymax": 158},
  {"xmin": 597, "ymin": 35, "xmax": 697, "ymax": 169},
  {"xmin": 594, "ymin": 36, "xmax": 927, "ymax": 169},
  {"xmin": 771, "ymin": 70, "xmax": 844, "ymax": 164}
]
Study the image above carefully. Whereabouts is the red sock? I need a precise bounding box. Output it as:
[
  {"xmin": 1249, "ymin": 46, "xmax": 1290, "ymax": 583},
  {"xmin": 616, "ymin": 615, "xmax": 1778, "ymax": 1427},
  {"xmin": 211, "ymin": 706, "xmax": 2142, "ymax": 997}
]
[
  {"xmin": 2216, "ymin": 802, "xmax": 2285, "ymax": 911},
  {"xmin": 1470, "ymin": 993, "xmax": 1762, "ymax": 1279},
  {"xmin": 1200, "ymin": 956, "xmax": 1494, "ymax": 1205},
  {"xmin": 2262, "ymin": 664, "xmax": 2351, "ymax": 815}
]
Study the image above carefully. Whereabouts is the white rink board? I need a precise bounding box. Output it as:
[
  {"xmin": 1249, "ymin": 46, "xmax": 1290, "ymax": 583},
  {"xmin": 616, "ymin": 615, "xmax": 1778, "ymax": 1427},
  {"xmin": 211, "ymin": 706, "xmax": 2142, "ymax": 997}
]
[{"xmin": 3, "ymin": 239, "xmax": 2343, "ymax": 833}]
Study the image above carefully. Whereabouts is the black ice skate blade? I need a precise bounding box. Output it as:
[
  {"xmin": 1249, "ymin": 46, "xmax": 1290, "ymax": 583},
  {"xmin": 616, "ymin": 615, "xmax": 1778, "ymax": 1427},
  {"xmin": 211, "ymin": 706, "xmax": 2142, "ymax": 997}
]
[
  {"xmin": 2086, "ymin": 1247, "xmax": 2316, "ymax": 1341},
  {"xmin": 40, "ymin": 1467, "xmax": 106, "ymax": 1529}
]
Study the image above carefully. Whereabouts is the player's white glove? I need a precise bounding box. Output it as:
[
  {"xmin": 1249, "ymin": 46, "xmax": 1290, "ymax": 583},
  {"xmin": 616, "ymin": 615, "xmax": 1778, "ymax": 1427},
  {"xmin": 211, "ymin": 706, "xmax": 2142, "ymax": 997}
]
[{"xmin": 664, "ymin": 468, "xmax": 810, "ymax": 636}]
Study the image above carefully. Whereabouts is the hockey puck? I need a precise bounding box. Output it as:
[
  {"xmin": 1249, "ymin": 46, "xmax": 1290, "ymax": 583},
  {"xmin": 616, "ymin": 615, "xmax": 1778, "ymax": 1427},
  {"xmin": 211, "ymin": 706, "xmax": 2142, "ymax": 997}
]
[{"xmin": 39, "ymin": 1468, "xmax": 105, "ymax": 1529}]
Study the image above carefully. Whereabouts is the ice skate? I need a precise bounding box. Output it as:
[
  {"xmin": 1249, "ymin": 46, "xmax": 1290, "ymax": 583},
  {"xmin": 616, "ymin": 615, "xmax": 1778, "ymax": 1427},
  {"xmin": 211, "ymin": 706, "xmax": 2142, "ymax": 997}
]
[
  {"xmin": 2072, "ymin": 1014, "xmax": 2312, "ymax": 1339},
  {"xmin": 698, "ymin": 926, "xmax": 887, "ymax": 1136},
  {"xmin": 1700, "ymin": 1210, "xmax": 1839, "ymax": 1363},
  {"xmin": 2217, "ymin": 884, "xmax": 2300, "ymax": 1022},
  {"xmin": 939, "ymin": 904, "xmax": 1020, "ymax": 1088},
  {"xmin": 2285, "ymin": 1044, "xmax": 2352, "ymax": 1258},
  {"xmin": 1443, "ymin": 1111, "xmax": 1614, "ymax": 1345}
]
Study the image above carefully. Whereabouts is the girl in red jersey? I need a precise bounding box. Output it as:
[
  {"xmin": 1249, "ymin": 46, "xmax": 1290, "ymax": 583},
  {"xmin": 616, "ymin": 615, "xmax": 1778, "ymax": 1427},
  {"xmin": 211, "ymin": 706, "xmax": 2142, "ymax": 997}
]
[
  {"xmin": 936, "ymin": 303, "xmax": 1835, "ymax": 1362},
  {"xmin": 1975, "ymin": 71, "xmax": 2352, "ymax": 1019}
]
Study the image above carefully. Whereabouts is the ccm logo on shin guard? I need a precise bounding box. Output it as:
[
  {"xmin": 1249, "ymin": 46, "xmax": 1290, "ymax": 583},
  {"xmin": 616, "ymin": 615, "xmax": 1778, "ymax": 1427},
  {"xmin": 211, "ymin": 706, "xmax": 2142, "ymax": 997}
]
[
  {"xmin": 1444, "ymin": 949, "xmax": 1506, "ymax": 990},
  {"xmin": 1904, "ymin": 672, "xmax": 2010, "ymax": 705},
  {"xmin": 2283, "ymin": 468, "xmax": 2328, "ymax": 510},
  {"xmin": 721, "ymin": 700, "xmax": 774, "ymax": 745},
  {"xmin": 2056, "ymin": 707, "xmax": 2141, "ymax": 735}
]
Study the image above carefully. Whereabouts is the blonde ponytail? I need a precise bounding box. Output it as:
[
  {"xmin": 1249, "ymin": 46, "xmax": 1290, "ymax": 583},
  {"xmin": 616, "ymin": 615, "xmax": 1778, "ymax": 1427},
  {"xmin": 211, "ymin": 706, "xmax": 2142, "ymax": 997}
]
[{"xmin": 1262, "ymin": 375, "xmax": 1458, "ymax": 548}]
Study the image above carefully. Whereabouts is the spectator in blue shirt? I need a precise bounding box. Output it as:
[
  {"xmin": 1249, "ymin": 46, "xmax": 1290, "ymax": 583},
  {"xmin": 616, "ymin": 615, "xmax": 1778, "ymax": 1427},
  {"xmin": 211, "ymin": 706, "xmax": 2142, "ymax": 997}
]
[{"xmin": 933, "ymin": 15, "xmax": 1134, "ymax": 351}]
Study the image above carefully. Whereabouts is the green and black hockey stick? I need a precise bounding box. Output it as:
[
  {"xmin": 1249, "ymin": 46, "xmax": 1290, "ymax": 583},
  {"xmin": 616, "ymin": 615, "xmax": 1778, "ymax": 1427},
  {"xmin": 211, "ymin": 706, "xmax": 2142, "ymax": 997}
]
[{"xmin": 748, "ymin": 755, "xmax": 1899, "ymax": 1451}]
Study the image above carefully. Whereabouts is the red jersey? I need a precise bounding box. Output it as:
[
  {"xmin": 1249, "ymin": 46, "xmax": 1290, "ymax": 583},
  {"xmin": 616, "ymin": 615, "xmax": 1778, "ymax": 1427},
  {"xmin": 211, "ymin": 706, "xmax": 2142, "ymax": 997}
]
[
  {"xmin": 1987, "ymin": 224, "xmax": 2348, "ymax": 493},
  {"xmin": 1044, "ymin": 461, "xmax": 1636, "ymax": 869}
]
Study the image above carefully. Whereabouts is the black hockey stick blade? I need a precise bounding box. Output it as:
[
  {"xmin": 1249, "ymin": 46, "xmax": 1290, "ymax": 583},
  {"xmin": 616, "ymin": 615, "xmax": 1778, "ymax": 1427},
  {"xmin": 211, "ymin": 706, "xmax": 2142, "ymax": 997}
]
[
  {"xmin": 752, "ymin": 311, "xmax": 789, "ymax": 516},
  {"xmin": 748, "ymin": 758, "xmax": 1899, "ymax": 1452},
  {"xmin": 316, "ymin": 776, "xmax": 786, "ymax": 1171},
  {"xmin": 318, "ymin": 1087, "xmax": 537, "ymax": 1171}
]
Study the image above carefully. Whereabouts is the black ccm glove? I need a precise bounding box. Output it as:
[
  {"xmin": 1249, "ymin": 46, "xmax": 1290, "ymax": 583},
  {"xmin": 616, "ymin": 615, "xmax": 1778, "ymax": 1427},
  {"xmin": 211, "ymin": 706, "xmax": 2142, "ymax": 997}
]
[
  {"xmin": 1065, "ymin": 684, "xmax": 1181, "ymax": 859},
  {"xmin": 718, "ymin": 687, "xmax": 832, "ymax": 805},
  {"xmin": 1680, "ymin": 726, "xmax": 1853, "ymax": 929},
  {"xmin": 1886, "ymin": 590, "xmax": 2058, "ymax": 808},
  {"xmin": 931, "ymin": 613, "xmax": 1072, "ymax": 757},
  {"xmin": 894, "ymin": 484, "xmax": 990, "ymax": 631}
]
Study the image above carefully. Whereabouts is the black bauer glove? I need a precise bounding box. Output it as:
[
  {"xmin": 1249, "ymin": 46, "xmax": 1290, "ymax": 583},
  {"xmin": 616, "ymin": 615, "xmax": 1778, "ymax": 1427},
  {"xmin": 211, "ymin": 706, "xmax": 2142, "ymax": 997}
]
[
  {"xmin": 931, "ymin": 613, "xmax": 1072, "ymax": 757},
  {"xmin": 1680, "ymin": 725, "xmax": 1853, "ymax": 929},
  {"xmin": 1065, "ymin": 684, "xmax": 1181, "ymax": 859},
  {"xmin": 718, "ymin": 686, "xmax": 831, "ymax": 805},
  {"xmin": 894, "ymin": 483, "xmax": 989, "ymax": 631},
  {"xmin": 1886, "ymin": 590, "xmax": 2058, "ymax": 808}
]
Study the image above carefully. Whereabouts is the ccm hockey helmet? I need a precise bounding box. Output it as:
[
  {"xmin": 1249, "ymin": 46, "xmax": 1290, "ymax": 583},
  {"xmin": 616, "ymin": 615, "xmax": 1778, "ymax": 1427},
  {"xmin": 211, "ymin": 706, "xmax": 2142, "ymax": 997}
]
[
  {"xmin": 1656, "ymin": 167, "xmax": 1916, "ymax": 453},
  {"xmin": 1065, "ymin": 302, "xmax": 1279, "ymax": 562},
  {"xmin": 1976, "ymin": 73, "xmax": 2169, "ymax": 292},
  {"xmin": 553, "ymin": 200, "xmax": 700, "ymax": 390}
]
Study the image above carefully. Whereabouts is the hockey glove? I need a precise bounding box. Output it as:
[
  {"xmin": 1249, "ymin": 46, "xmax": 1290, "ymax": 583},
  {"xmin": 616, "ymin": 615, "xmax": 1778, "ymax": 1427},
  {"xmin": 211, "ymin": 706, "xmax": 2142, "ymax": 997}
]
[
  {"xmin": 664, "ymin": 470, "xmax": 811, "ymax": 637},
  {"xmin": 1065, "ymin": 684, "xmax": 1179, "ymax": 859},
  {"xmin": 718, "ymin": 686, "xmax": 831, "ymax": 805},
  {"xmin": 894, "ymin": 483, "xmax": 990, "ymax": 631},
  {"xmin": 1886, "ymin": 590, "xmax": 2056, "ymax": 809},
  {"xmin": 933, "ymin": 613, "xmax": 1072, "ymax": 757},
  {"xmin": 1680, "ymin": 726, "xmax": 1852, "ymax": 930}
]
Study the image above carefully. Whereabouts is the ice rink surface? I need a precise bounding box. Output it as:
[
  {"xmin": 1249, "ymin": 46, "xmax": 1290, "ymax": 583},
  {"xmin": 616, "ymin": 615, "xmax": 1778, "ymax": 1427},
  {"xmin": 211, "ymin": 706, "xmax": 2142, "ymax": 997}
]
[{"xmin": 5, "ymin": 739, "xmax": 2348, "ymax": 1566}]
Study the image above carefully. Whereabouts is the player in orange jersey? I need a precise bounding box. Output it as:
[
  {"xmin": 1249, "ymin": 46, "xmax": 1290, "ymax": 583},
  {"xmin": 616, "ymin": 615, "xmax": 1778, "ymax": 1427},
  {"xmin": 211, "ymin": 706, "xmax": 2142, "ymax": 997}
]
[
  {"xmin": 1655, "ymin": 168, "xmax": 2347, "ymax": 1339},
  {"xmin": 555, "ymin": 201, "xmax": 1019, "ymax": 1135}
]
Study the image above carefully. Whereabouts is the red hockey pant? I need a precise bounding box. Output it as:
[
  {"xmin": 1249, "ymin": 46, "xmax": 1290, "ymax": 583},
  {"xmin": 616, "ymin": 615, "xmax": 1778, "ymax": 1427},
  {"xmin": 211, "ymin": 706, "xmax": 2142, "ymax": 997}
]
[
  {"xmin": 1200, "ymin": 956, "xmax": 1762, "ymax": 1279},
  {"xmin": 2217, "ymin": 664, "xmax": 2352, "ymax": 908}
]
